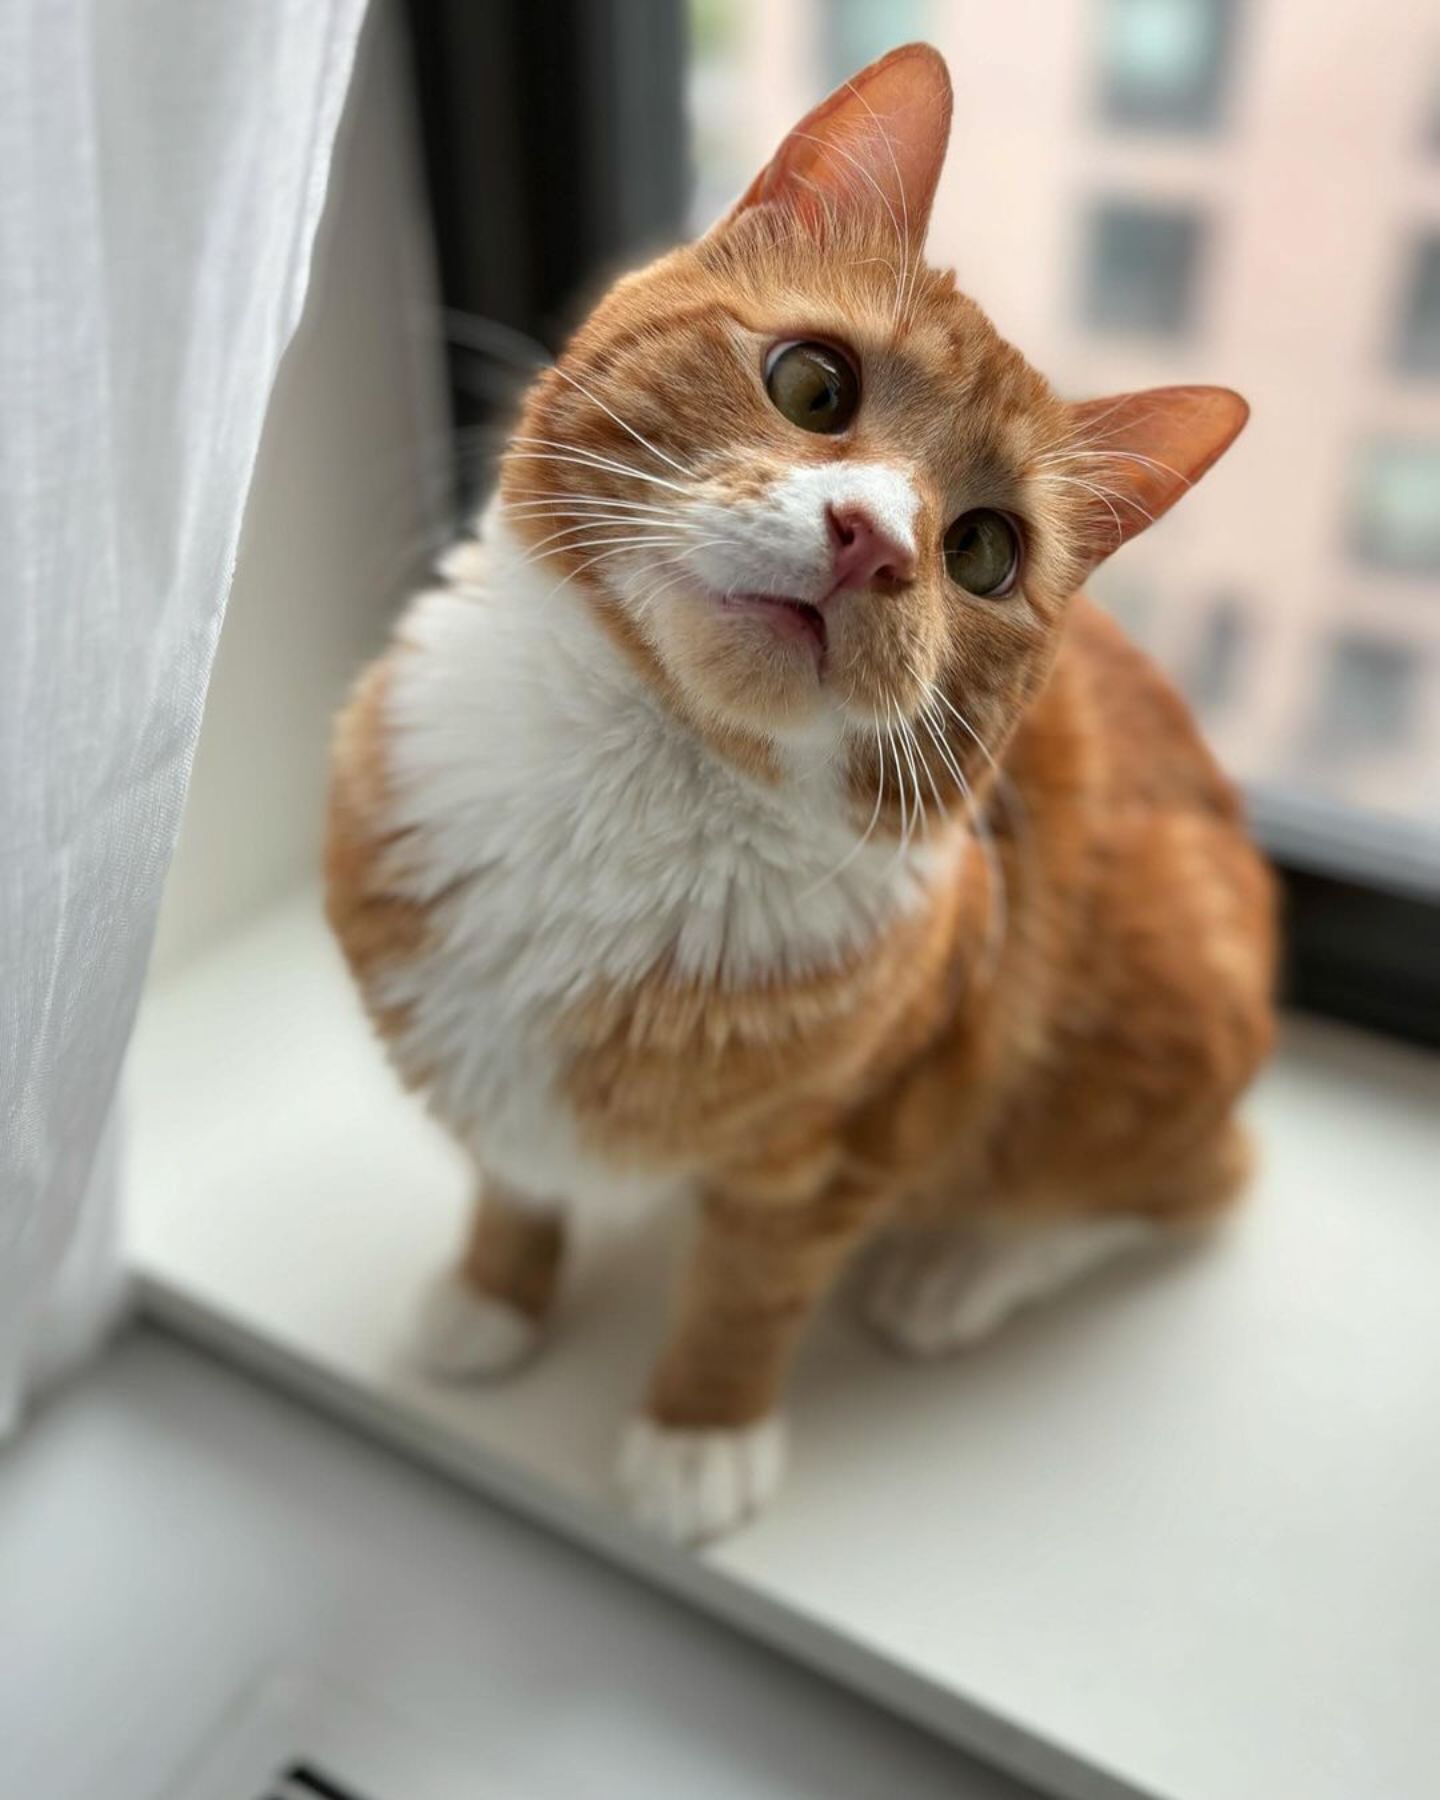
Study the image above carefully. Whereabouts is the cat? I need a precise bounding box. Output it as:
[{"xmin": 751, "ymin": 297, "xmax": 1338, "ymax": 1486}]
[{"xmin": 325, "ymin": 43, "xmax": 1277, "ymax": 1543}]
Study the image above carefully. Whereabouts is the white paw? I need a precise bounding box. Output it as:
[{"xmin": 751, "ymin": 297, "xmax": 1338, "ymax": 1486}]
[
  {"xmin": 409, "ymin": 1271, "xmax": 540, "ymax": 1379},
  {"xmin": 862, "ymin": 1217, "xmax": 1158, "ymax": 1357},
  {"xmin": 861, "ymin": 1233, "xmax": 999, "ymax": 1357},
  {"xmin": 617, "ymin": 1414, "xmax": 787, "ymax": 1544}
]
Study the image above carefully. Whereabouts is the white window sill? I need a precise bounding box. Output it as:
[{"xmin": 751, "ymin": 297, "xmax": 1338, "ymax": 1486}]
[{"xmin": 126, "ymin": 888, "xmax": 1440, "ymax": 1800}]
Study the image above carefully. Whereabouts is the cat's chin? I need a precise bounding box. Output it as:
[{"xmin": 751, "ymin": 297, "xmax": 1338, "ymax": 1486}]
[
  {"xmin": 717, "ymin": 591, "xmax": 827, "ymax": 658},
  {"xmin": 641, "ymin": 590, "xmax": 941, "ymax": 747},
  {"xmin": 641, "ymin": 586, "xmax": 835, "ymax": 737}
]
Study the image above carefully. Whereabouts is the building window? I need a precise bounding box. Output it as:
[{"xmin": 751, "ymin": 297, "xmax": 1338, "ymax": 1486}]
[
  {"xmin": 822, "ymin": 1, "xmax": 931, "ymax": 91},
  {"xmin": 1308, "ymin": 636, "xmax": 1420, "ymax": 764},
  {"xmin": 1350, "ymin": 441, "xmax": 1440, "ymax": 575},
  {"xmin": 1097, "ymin": 0, "xmax": 1234, "ymax": 131},
  {"xmin": 1394, "ymin": 235, "xmax": 1440, "ymax": 375},
  {"xmin": 1083, "ymin": 200, "xmax": 1206, "ymax": 337},
  {"xmin": 1183, "ymin": 598, "xmax": 1247, "ymax": 713}
]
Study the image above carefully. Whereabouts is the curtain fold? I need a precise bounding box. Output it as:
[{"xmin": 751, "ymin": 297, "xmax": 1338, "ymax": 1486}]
[{"xmin": 1, "ymin": 0, "xmax": 370, "ymax": 1430}]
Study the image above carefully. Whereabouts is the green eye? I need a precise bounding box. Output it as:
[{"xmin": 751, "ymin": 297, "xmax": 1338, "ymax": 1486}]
[
  {"xmin": 764, "ymin": 341, "xmax": 859, "ymax": 434},
  {"xmin": 943, "ymin": 509, "xmax": 1020, "ymax": 597}
]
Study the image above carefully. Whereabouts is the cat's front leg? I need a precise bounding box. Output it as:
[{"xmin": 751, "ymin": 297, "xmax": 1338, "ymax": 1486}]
[
  {"xmin": 412, "ymin": 1178, "xmax": 565, "ymax": 1378},
  {"xmin": 620, "ymin": 1167, "xmax": 886, "ymax": 1543}
]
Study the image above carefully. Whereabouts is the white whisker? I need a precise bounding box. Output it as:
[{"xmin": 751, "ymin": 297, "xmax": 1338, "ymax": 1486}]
[
  {"xmin": 506, "ymin": 517, "xmax": 699, "ymax": 552},
  {"xmin": 442, "ymin": 306, "xmax": 552, "ymax": 373},
  {"xmin": 898, "ymin": 712, "xmax": 930, "ymax": 839},
  {"xmin": 927, "ymin": 685, "xmax": 1001, "ymax": 784},
  {"xmin": 626, "ymin": 562, "xmax": 695, "ymax": 620},
  {"xmin": 908, "ymin": 709, "xmax": 949, "ymax": 824},
  {"xmin": 543, "ymin": 363, "xmax": 695, "ymax": 480},
  {"xmin": 503, "ymin": 492, "xmax": 685, "ymax": 522},
  {"xmin": 882, "ymin": 698, "xmax": 909, "ymax": 860},
  {"xmin": 1030, "ymin": 470, "xmax": 1128, "ymax": 541},
  {"xmin": 920, "ymin": 686, "xmax": 1014, "ymax": 982},
  {"xmin": 507, "ymin": 441, "xmax": 689, "ymax": 496},
  {"xmin": 501, "ymin": 530, "xmax": 701, "ymax": 585},
  {"xmin": 841, "ymin": 80, "xmax": 915, "ymax": 328},
  {"xmin": 791, "ymin": 125, "xmax": 907, "ymax": 321}
]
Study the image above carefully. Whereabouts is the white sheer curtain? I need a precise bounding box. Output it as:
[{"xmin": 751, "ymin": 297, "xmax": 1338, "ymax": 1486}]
[{"xmin": 0, "ymin": 0, "xmax": 369, "ymax": 1431}]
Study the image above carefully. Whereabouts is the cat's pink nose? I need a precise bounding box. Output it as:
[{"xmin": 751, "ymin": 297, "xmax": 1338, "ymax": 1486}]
[{"xmin": 824, "ymin": 503, "xmax": 915, "ymax": 596}]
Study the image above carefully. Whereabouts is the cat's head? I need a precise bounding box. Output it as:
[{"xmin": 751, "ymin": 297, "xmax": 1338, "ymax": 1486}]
[{"xmin": 500, "ymin": 43, "xmax": 1245, "ymax": 775}]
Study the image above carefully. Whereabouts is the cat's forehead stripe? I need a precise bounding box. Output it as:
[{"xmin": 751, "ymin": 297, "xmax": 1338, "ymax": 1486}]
[{"xmin": 579, "ymin": 301, "xmax": 738, "ymax": 371}]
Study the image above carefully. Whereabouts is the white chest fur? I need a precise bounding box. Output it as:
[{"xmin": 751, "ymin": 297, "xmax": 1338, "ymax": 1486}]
[{"xmin": 375, "ymin": 519, "xmax": 939, "ymax": 1211}]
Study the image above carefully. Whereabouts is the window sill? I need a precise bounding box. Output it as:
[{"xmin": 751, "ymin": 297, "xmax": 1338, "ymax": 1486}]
[{"xmin": 127, "ymin": 889, "xmax": 1440, "ymax": 1800}]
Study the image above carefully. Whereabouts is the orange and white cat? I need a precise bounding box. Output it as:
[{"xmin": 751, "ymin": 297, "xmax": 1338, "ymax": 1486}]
[{"xmin": 326, "ymin": 45, "xmax": 1276, "ymax": 1542}]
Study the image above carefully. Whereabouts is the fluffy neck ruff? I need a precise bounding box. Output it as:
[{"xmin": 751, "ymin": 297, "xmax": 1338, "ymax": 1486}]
[{"xmin": 383, "ymin": 512, "xmax": 962, "ymax": 993}]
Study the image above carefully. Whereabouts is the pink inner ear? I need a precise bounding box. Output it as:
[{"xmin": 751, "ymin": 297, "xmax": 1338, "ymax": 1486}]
[
  {"xmin": 735, "ymin": 43, "xmax": 953, "ymax": 243},
  {"xmin": 1066, "ymin": 386, "xmax": 1251, "ymax": 567}
]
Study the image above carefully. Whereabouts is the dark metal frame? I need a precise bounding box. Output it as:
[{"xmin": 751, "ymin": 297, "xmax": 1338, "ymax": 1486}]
[
  {"xmin": 401, "ymin": 0, "xmax": 686, "ymax": 473},
  {"xmin": 1280, "ymin": 864, "xmax": 1438, "ymax": 1046}
]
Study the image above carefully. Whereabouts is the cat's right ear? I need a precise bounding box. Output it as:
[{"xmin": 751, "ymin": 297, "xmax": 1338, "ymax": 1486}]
[{"xmin": 716, "ymin": 43, "xmax": 953, "ymax": 246}]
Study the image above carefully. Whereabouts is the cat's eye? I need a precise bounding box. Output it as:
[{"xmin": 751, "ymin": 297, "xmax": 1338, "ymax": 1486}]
[
  {"xmin": 943, "ymin": 509, "xmax": 1021, "ymax": 598},
  {"xmin": 764, "ymin": 340, "xmax": 859, "ymax": 434}
]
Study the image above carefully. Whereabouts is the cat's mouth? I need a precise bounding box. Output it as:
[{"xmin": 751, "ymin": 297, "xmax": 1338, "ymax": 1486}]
[{"xmin": 719, "ymin": 592, "xmax": 827, "ymax": 658}]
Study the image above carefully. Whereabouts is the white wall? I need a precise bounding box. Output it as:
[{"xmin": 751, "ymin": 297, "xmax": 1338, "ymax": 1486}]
[{"xmin": 150, "ymin": 3, "xmax": 449, "ymax": 976}]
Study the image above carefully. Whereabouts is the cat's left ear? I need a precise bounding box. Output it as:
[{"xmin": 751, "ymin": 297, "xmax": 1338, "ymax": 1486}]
[
  {"xmin": 1062, "ymin": 386, "xmax": 1250, "ymax": 573},
  {"xmin": 723, "ymin": 43, "xmax": 952, "ymax": 244}
]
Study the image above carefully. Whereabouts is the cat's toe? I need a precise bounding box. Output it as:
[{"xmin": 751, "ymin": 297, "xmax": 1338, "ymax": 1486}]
[
  {"xmin": 859, "ymin": 1234, "xmax": 990, "ymax": 1357},
  {"xmin": 617, "ymin": 1414, "xmax": 787, "ymax": 1544},
  {"xmin": 409, "ymin": 1270, "xmax": 540, "ymax": 1379}
]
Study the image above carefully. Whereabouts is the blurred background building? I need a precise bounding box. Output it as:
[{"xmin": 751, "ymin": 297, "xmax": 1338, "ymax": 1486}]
[{"xmin": 691, "ymin": 0, "xmax": 1440, "ymax": 865}]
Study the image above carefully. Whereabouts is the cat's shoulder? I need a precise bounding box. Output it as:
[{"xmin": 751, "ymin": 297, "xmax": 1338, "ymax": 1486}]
[{"xmin": 1037, "ymin": 594, "xmax": 1241, "ymax": 819}]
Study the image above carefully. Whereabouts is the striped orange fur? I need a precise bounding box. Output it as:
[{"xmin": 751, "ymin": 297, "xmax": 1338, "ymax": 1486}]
[{"xmin": 324, "ymin": 45, "xmax": 1276, "ymax": 1540}]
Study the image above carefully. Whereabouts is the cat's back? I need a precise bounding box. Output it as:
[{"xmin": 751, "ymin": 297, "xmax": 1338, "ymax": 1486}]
[
  {"xmin": 1001, "ymin": 596, "xmax": 1277, "ymax": 1110},
  {"xmin": 1047, "ymin": 597, "xmax": 1244, "ymax": 822}
]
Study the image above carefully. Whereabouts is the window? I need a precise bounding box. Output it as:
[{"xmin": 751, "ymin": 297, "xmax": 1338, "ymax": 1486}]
[
  {"xmin": 1083, "ymin": 199, "xmax": 1205, "ymax": 337},
  {"xmin": 689, "ymin": 0, "xmax": 750, "ymax": 228},
  {"xmin": 1350, "ymin": 440, "xmax": 1440, "ymax": 575},
  {"xmin": 1394, "ymin": 235, "xmax": 1440, "ymax": 376},
  {"xmin": 822, "ymin": 0, "xmax": 931, "ymax": 91},
  {"xmin": 1097, "ymin": 0, "xmax": 1234, "ymax": 131},
  {"xmin": 1308, "ymin": 635, "xmax": 1420, "ymax": 763}
]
